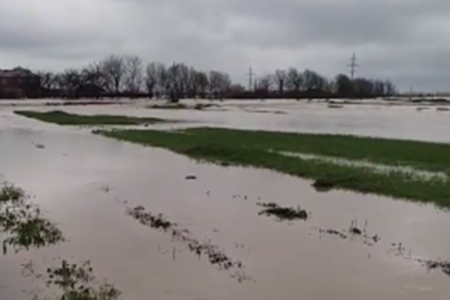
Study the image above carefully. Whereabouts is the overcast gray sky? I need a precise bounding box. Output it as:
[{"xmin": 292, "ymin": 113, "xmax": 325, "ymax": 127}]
[{"xmin": 0, "ymin": 0, "xmax": 449, "ymax": 92}]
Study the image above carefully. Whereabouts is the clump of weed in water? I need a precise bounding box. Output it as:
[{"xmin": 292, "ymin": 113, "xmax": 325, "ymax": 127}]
[
  {"xmin": 31, "ymin": 260, "xmax": 120, "ymax": 300},
  {"xmin": 348, "ymin": 219, "xmax": 379, "ymax": 245},
  {"xmin": 318, "ymin": 228, "xmax": 348, "ymax": 239},
  {"xmin": 257, "ymin": 202, "xmax": 309, "ymax": 221},
  {"xmin": 316, "ymin": 220, "xmax": 380, "ymax": 245},
  {"xmin": 126, "ymin": 205, "xmax": 249, "ymax": 282},
  {"xmin": 349, "ymin": 219, "xmax": 362, "ymax": 235},
  {"xmin": 417, "ymin": 259, "xmax": 450, "ymax": 276},
  {"xmin": 127, "ymin": 206, "xmax": 172, "ymax": 231},
  {"xmin": 0, "ymin": 183, "xmax": 25, "ymax": 203},
  {"xmin": 0, "ymin": 182, "xmax": 64, "ymax": 254},
  {"xmin": 311, "ymin": 178, "xmax": 335, "ymax": 192}
]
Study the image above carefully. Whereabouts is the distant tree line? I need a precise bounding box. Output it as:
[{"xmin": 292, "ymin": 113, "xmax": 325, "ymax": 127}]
[{"xmin": 36, "ymin": 54, "xmax": 397, "ymax": 101}]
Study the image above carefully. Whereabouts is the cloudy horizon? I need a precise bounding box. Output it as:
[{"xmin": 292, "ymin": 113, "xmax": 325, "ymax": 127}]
[{"xmin": 1, "ymin": 0, "xmax": 449, "ymax": 92}]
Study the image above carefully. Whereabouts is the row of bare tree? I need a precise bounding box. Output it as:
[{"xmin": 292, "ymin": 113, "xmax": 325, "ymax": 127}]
[
  {"xmin": 36, "ymin": 54, "xmax": 396, "ymax": 101},
  {"xmin": 253, "ymin": 70, "xmax": 396, "ymax": 99}
]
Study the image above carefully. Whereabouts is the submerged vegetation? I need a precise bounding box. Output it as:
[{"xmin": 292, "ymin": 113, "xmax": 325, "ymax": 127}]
[
  {"xmin": 127, "ymin": 205, "xmax": 249, "ymax": 282},
  {"xmin": 14, "ymin": 110, "xmax": 165, "ymax": 125},
  {"xmin": 95, "ymin": 127, "xmax": 450, "ymax": 207},
  {"xmin": 1, "ymin": 183, "xmax": 120, "ymax": 299},
  {"xmin": 419, "ymin": 259, "xmax": 450, "ymax": 277},
  {"xmin": 257, "ymin": 202, "xmax": 309, "ymax": 221},
  {"xmin": 26, "ymin": 260, "xmax": 121, "ymax": 300},
  {"xmin": 0, "ymin": 183, "xmax": 64, "ymax": 254}
]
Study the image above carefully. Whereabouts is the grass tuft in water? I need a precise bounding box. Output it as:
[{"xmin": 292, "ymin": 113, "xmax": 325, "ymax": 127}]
[
  {"xmin": 30, "ymin": 260, "xmax": 121, "ymax": 300},
  {"xmin": 0, "ymin": 183, "xmax": 64, "ymax": 254},
  {"xmin": 126, "ymin": 205, "xmax": 249, "ymax": 282},
  {"xmin": 417, "ymin": 259, "xmax": 450, "ymax": 277},
  {"xmin": 14, "ymin": 110, "xmax": 165, "ymax": 126},
  {"xmin": 312, "ymin": 178, "xmax": 336, "ymax": 192},
  {"xmin": 257, "ymin": 203, "xmax": 309, "ymax": 221}
]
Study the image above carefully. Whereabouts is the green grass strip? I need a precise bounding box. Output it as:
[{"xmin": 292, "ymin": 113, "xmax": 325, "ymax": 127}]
[
  {"xmin": 14, "ymin": 110, "xmax": 165, "ymax": 125},
  {"xmin": 94, "ymin": 128, "xmax": 450, "ymax": 208},
  {"xmin": 177, "ymin": 127, "xmax": 450, "ymax": 174}
]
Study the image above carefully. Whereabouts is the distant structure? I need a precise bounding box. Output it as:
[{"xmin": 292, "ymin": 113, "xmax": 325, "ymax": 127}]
[
  {"xmin": 0, "ymin": 67, "xmax": 41, "ymax": 99},
  {"xmin": 347, "ymin": 53, "xmax": 359, "ymax": 79},
  {"xmin": 247, "ymin": 65, "xmax": 255, "ymax": 91}
]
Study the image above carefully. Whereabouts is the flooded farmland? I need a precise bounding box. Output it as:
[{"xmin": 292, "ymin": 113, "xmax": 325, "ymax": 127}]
[{"xmin": 2, "ymin": 99, "xmax": 450, "ymax": 299}]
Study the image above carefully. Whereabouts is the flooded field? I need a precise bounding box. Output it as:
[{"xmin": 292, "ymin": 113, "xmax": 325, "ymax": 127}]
[{"xmin": 2, "ymin": 99, "xmax": 450, "ymax": 299}]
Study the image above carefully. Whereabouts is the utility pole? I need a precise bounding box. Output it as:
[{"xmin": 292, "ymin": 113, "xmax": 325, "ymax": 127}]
[
  {"xmin": 247, "ymin": 65, "xmax": 255, "ymax": 91},
  {"xmin": 347, "ymin": 53, "xmax": 359, "ymax": 79}
]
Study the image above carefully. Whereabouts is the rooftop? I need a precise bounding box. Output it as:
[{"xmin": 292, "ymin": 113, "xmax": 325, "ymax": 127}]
[{"xmin": 0, "ymin": 67, "xmax": 36, "ymax": 77}]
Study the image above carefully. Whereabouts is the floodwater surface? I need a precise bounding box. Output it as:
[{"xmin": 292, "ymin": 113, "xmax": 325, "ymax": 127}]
[
  {"xmin": 4, "ymin": 98, "xmax": 450, "ymax": 142},
  {"xmin": 1, "ymin": 103, "xmax": 450, "ymax": 299}
]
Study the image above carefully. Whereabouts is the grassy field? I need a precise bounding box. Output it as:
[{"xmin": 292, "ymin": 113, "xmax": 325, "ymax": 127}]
[
  {"xmin": 15, "ymin": 110, "xmax": 165, "ymax": 125},
  {"xmin": 95, "ymin": 127, "xmax": 450, "ymax": 207},
  {"xmin": 146, "ymin": 127, "xmax": 450, "ymax": 173}
]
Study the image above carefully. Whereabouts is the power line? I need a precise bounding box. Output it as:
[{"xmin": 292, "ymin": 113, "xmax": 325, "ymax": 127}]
[
  {"xmin": 247, "ymin": 65, "xmax": 255, "ymax": 91},
  {"xmin": 347, "ymin": 53, "xmax": 359, "ymax": 79}
]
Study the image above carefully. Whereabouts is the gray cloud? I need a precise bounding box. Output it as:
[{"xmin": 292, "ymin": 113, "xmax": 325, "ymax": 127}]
[{"xmin": 1, "ymin": 0, "xmax": 450, "ymax": 91}]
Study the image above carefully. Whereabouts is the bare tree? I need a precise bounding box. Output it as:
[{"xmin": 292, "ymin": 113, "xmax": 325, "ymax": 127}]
[
  {"xmin": 334, "ymin": 74, "xmax": 354, "ymax": 97},
  {"xmin": 257, "ymin": 74, "xmax": 272, "ymax": 92},
  {"xmin": 273, "ymin": 70, "xmax": 287, "ymax": 95},
  {"xmin": 209, "ymin": 71, "xmax": 231, "ymax": 99},
  {"xmin": 78, "ymin": 64, "xmax": 106, "ymax": 98},
  {"xmin": 154, "ymin": 63, "xmax": 168, "ymax": 97},
  {"xmin": 177, "ymin": 63, "xmax": 191, "ymax": 97},
  {"xmin": 373, "ymin": 80, "xmax": 385, "ymax": 97},
  {"xmin": 384, "ymin": 80, "xmax": 396, "ymax": 96},
  {"xmin": 81, "ymin": 64, "xmax": 106, "ymax": 88},
  {"xmin": 144, "ymin": 62, "xmax": 161, "ymax": 98},
  {"xmin": 286, "ymin": 68, "xmax": 303, "ymax": 98},
  {"xmin": 36, "ymin": 71, "xmax": 57, "ymax": 90},
  {"xmin": 302, "ymin": 69, "xmax": 326, "ymax": 96},
  {"xmin": 100, "ymin": 55, "xmax": 125, "ymax": 94},
  {"xmin": 303, "ymin": 69, "xmax": 326, "ymax": 91},
  {"xmin": 59, "ymin": 69, "xmax": 82, "ymax": 98},
  {"xmin": 123, "ymin": 55, "xmax": 143, "ymax": 94},
  {"xmin": 192, "ymin": 70, "xmax": 209, "ymax": 98},
  {"xmin": 34, "ymin": 55, "xmax": 398, "ymax": 100},
  {"xmin": 185, "ymin": 67, "xmax": 198, "ymax": 98},
  {"xmin": 166, "ymin": 63, "xmax": 183, "ymax": 102}
]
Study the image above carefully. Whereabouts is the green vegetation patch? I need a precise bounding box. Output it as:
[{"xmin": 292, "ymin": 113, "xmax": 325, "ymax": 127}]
[
  {"xmin": 0, "ymin": 183, "xmax": 64, "ymax": 254},
  {"xmin": 94, "ymin": 127, "xmax": 450, "ymax": 207},
  {"xmin": 15, "ymin": 110, "xmax": 165, "ymax": 125},
  {"xmin": 28, "ymin": 260, "xmax": 121, "ymax": 300},
  {"xmin": 174, "ymin": 127, "xmax": 450, "ymax": 173},
  {"xmin": 257, "ymin": 202, "xmax": 309, "ymax": 221}
]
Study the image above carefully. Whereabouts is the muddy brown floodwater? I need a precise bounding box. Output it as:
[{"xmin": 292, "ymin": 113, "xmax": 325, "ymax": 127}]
[{"xmin": 2, "ymin": 102, "xmax": 450, "ymax": 299}]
